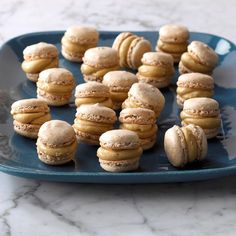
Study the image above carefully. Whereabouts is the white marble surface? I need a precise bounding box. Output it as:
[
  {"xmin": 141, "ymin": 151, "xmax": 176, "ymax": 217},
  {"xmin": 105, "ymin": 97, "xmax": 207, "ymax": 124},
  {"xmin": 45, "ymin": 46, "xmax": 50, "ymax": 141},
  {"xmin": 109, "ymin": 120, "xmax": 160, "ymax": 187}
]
[{"xmin": 1, "ymin": 0, "xmax": 236, "ymax": 235}]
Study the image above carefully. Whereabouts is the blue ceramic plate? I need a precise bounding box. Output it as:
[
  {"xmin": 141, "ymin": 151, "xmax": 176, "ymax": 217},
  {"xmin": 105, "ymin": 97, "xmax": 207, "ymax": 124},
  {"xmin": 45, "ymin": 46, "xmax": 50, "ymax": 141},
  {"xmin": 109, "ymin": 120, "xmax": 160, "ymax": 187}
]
[{"xmin": 0, "ymin": 31, "xmax": 236, "ymax": 183}]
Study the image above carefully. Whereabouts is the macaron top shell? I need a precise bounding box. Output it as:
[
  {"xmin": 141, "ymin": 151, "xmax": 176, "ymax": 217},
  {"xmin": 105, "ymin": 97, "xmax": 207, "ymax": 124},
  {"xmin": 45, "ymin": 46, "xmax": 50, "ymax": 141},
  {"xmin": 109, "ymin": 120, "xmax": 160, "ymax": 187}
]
[
  {"xmin": 103, "ymin": 71, "xmax": 138, "ymax": 91},
  {"xmin": 75, "ymin": 81, "xmax": 110, "ymax": 98},
  {"xmin": 183, "ymin": 97, "xmax": 220, "ymax": 116},
  {"xmin": 23, "ymin": 42, "xmax": 58, "ymax": 60},
  {"xmin": 99, "ymin": 129, "xmax": 140, "ymax": 150},
  {"xmin": 38, "ymin": 68, "xmax": 75, "ymax": 85},
  {"xmin": 129, "ymin": 83, "xmax": 165, "ymax": 110},
  {"xmin": 177, "ymin": 72, "xmax": 214, "ymax": 89},
  {"xmin": 141, "ymin": 51, "xmax": 174, "ymax": 66},
  {"xmin": 188, "ymin": 41, "xmax": 218, "ymax": 67},
  {"xmin": 76, "ymin": 104, "xmax": 116, "ymax": 123},
  {"xmin": 38, "ymin": 120, "xmax": 76, "ymax": 146},
  {"xmin": 11, "ymin": 98, "xmax": 50, "ymax": 114},
  {"xmin": 64, "ymin": 26, "xmax": 99, "ymax": 44},
  {"xmin": 119, "ymin": 108, "xmax": 156, "ymax": 125},
  {"xmin": 159, "ymin": 24, "xmax": 189, "ymax": 43},
  {"xmin": 82, "ymin": 47, "xmax": 119, "ymax": 68}
]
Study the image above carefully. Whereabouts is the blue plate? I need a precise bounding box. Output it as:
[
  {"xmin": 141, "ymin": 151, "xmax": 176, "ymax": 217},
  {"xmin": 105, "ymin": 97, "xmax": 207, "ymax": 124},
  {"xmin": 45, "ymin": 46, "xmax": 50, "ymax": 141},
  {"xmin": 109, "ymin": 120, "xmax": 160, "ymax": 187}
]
[{"xmin": 0, "ymin": 31, "xmax": 236, "ymax": 183}]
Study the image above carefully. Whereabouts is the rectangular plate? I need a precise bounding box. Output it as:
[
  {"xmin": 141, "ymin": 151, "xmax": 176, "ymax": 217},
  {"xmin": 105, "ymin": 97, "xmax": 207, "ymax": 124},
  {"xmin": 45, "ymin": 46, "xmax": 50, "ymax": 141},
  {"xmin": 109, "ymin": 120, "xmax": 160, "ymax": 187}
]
[{"xmin": 0, "ymin": 31, "xmax": 236, "ymax": 183}]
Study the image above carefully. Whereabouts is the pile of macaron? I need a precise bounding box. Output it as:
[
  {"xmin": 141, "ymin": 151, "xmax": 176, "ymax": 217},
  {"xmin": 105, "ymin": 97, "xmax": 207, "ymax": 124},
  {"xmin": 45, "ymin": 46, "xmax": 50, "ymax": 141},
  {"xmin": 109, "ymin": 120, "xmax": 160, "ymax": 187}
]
[{"xmin": 10, "ymin": 24, "xmax": 220, "ymax": 171}]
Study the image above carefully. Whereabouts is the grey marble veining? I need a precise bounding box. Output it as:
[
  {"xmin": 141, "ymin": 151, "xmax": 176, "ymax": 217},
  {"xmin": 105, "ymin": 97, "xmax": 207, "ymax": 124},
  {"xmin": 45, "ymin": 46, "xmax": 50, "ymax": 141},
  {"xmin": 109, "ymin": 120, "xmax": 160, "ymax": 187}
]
[{"xmin": 1, "ymin": 0, "xmax": 236, "ymax": 235}]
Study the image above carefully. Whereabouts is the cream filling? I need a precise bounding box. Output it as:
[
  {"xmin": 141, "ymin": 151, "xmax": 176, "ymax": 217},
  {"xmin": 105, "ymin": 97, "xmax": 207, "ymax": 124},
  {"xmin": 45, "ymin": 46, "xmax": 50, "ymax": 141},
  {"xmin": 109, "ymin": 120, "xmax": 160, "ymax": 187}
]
[
  {"xmin": 37, "ymin": 139, "xmax": 77, "ymax": 156},
  {"xmin": 181, "ymin": 53, "xmax": 212, "ymax": 73},
  {"xmin": 177, "ymin": 87, "xmax": 213, "ymax": 99},
  {"xmin": 37, "ymin": 81, "xmax": 74, "ymax": 93},
  {"xmin": 13, "ymin": 112, "xmax": 51, "ymax": 124},
  {"xmin": 81, "ymin": 64, "xmax": 120, "ymax": 77},
  {"xmin": 180, "ymin": 111, "xmax": 220, "ymax": 129},
  {"xmin": 74, "ymin": 118, "xmax": 113, "ymax": 134},
  {"xmin": 158, "ymin": 39, "xmax": 187, "ymax": 53},
  {"xmin": 22, "ymin": 58, "xmax": 58, "ymax": 73},
  {"xmin": 138, "ymin": 65, "xmax": 173, "ymax": 77},
  {"xmin": 97, "ymin": 146, "xmax": 142, "ymax": 161},
  {"xmin": 110, "ymin": 91, "xmax": 128, "ymax": 101}
]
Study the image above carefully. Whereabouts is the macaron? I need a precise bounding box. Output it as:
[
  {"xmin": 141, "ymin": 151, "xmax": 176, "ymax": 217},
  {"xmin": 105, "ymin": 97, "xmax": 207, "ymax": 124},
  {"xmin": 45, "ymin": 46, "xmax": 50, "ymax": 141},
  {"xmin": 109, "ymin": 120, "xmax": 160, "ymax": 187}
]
[
  {"xmin": 37, "ymin": 68, "xmax": 75, "ymax": 106},
  {"xmin": 81, "ymin": 47, "xmax": 120, "ymax": 82},
  {"xmin": 73, "ymin": 104, "xmax": 117, "ymax": 145},
  {"xmin": 137, "ymin": 51, "xmax": 175, "ymax": 88},
  {"xmin": 180, "ymin": 97, "xmax": 220, "ymax": 138},
  {"xmin": 61, "ymin": 25, "xmax": 99, "ymax": 62},
  {"xmin": 11, "ymin": 98, "xmax": 51, "ymax": 139},
  {"xmin": 156, "ymin": 24, "xmax": 189, "ymax": 63},
  {"xmin": 176, "ymin": 72, "xmax": 214, "ymax": 107},
  {"xmin": 97, "ymin": 129, "xmax": 143, "ymax": 172},
  {"xmin": 102, "ymin": 71, "xmax": 138, "ymax": 109},
  {"xmin": 112, "ymin": 32, "xmax": 152, "ymax": 69},
  {"xmin": 122, "ymin": 83, "xmax": 165, "ymax": 118},
  {"xmin": 164, "ymin": 124, "xmax": 207, "ymax": 167},
  {"xmin": 37, "ymin": 120, "xmax": 77, "ymax": 165},
  {"xmin": 119, "ymin": 108, "xmax": 157, "ymax": 150},
  {"xmin": 74, "ymin": 81, "xmax": 113, "ymax": 108},
  {"xmin": 21, "ymin": 42, "xmax": 59, "ymax": 82},
  {"xmin": 179, "ymin": 41, "xmax": 218, "ymax": 75}
]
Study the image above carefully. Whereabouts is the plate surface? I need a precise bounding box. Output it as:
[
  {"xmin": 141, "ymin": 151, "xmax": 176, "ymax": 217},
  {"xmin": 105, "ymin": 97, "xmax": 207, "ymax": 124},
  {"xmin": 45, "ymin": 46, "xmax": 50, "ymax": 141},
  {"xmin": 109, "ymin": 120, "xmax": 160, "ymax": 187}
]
[{"xmin": 0, "ymin": 31, "xmax": 236, "ymax": 183}]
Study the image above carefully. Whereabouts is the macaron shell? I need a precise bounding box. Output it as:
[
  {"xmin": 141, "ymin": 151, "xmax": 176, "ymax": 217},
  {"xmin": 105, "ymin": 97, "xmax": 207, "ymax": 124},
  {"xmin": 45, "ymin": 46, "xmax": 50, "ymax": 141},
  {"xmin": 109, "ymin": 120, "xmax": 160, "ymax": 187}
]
[
  {"xmin": 26, "ymin": 73, "xmax": 39, "ymax": 82},
  {"xmin": 159, "ymin": 24, "xmax": 189, "ymax": 43},
  {"xmin": 188, "ymin": 41, "xmax": 218, "ymax": 67},
  {"xmin": 140, "ymin": 135, "xmax": 156, "ymax": 150},
  {"xmin": 23, "ymin": 42, "xmax": 58, "ymax": 60},
  {"xmin": 137, "ymin": 74, "xmax": 172, "ymax": 88},
  {"xmin": 178, "ymin": 60, "xmax": 194, "ymax": 74},
  {"xmin": 99, "ymin": 129, "xmax": 140, "ymax": 150},
  {"xmin": 112, "ymin": 32, "xmax": 133, "ymax": 52},
  {"xmin": 164, "ymin": 125, "xmax": 188, "ymax": 167},
  {"xmin": 141, "ymin": 51, "xmax": 174, "ymax": 66},
  {"xmin": 61, "ymin": 48, "xmax": 83, "ymax": 62},
  {"xmin": 13, "ymin": 120, "xmax": 40, "ymax": 139},
  {"xmin": 127, "ymin": 38, "xmax": 152, "ymax": 69}
]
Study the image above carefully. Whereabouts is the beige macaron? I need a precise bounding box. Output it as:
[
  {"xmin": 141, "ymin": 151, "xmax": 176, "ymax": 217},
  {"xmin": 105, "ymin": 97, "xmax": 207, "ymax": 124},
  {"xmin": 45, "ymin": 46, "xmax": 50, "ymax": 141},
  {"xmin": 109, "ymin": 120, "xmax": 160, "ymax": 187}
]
[
  {"xmin": 11, "ymin": 98, "xmax": 51, "ymax": 139},
  {"xmin": 137, "ymin": 51, "xmax": 175, "ymax": 88},
  {"xmin": 119, "ymin": 108, "xmax": 157, "ymax": 150},
  {"xmin": 176, "ymin": 72, "xmax": 214, "ymax": 107},
  {"xmin": 61, "ymin": 25, "xmax": 99, "ymax": 62},
  {"xmin": 97, "ymin": 129, "xmax": 143, "ymax": 172},
  {"xmin": 156, "ymin": 24, "xmax": 189, "ymax": 63},
  {"xmin": 21, "ymin": 42, "xmax": 59, "ymax": 82},
  {"xmin": 164, "ymin": 124, "xmax": 207, "ymax": 167},
  {"xmin": 112, "ymin": 32, "xmax": 152, "ymax": 69},
  {"xmin": 179, "ymin": 41, "xmax": 218, "ymax": 75},
  {"xmin": 180, "ymin": 97, "xmax": 220, "ymax": 138},
  {"xmin": 74, "ymin": 81, "xmax": 113, "ymax": 108},
  {"xmin": 37, "ymin": 68, "xmax": 75, "ymax": 106},
  {"xmin": 122, "ymin": 82, "xmax": 165, "ymax": 118},
  {"xmin": 37, "ymin": 120, "xmax": 77, "ymax": 165},
  {"xmin": 81, "ymin": 47, "xmax": 120, "ymax": 82},
  {"xmin": 73, "ymin": 103, "xmax": 117, "ymax": 145},
  {"xmin": 102, "ymin": 71, "xmax": 138, "ymax": 109}
]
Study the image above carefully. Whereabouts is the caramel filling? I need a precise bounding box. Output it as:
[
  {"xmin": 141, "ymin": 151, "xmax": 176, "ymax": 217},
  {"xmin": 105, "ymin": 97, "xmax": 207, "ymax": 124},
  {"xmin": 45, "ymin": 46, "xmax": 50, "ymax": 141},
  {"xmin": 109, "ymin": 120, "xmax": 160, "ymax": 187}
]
[
  {"xmin": 37, "ymin": 139, "xmax": 77, "ymax": 156},
  {"xmin": 13, "ymin": 112, "xmax": 51, "ymax": 124},
  {"xmin": 37, "ymin": 81, "xmax": 74, "ymax": 93},
  {"xmin": 180, "ymin": 111, "xmax": 220, "ymax": 129},
  {"xmin": 97, "ymin": 146, "xmax": 142, "ymax": 161},
  {"xmin": 61, "ymin": 36, "xmax": 95, "ymax": 53},
  {"xmin": 110, "ymin": 91, "xmax": 128, "ymax": 102},
  {"xmin": 181, "ymin": 53, "xmax": 212, "ymax": 73},
  {"xmin": 177, "ymin": 87, "xmax": 213, "ymax": 100},
  {"xmin": 74, "ymin": 118, "xmax": 113, "ymax": 134},
  {"xmin": 81, "ymin": 64, "xmax": 120, "ymax": 77},
  {"xmin": 138, "ymin": 65, "xmax": 173, "ymax": 77},
  {"xmin": 120, "ymin": 123, "xmax": 157, "ymax": 138},
  {"xmin": 182, "ymin": 127, "xmax": 198, "ymax": 162},
  {"xmin": 22, "ymin": 58, "xmax": 58, "ymax": 73},
  {"xmin": 158, "ymin": 39, "xmax": 187, "ymax": 53},
  {"xmin": 119, "ymin": 35, "xmax": 137, "ymax": 67},
  {"xmin": 75, "ymin": 97, "xmax": 113, "ymax": 108}
]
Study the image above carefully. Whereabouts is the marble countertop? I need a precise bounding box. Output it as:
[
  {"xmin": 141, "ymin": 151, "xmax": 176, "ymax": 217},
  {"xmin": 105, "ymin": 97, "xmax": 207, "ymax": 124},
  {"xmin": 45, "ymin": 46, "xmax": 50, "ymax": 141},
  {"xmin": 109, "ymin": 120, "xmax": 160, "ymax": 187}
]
[{"xmin": 1, "ymin": 0, "xmax": 236, "ymax": 235}]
